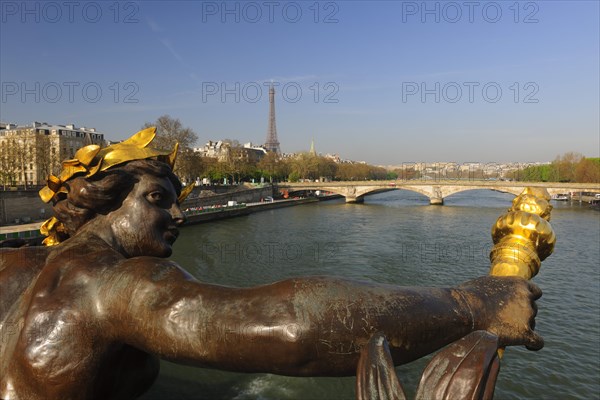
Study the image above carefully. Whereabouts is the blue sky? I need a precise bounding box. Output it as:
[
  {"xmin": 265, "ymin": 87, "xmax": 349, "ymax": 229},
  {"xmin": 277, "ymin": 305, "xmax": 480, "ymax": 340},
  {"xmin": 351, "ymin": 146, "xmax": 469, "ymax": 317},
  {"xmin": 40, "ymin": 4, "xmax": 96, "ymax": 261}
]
[{"xmin": 1, "ymin": 1, "xmax": 598, "ymax": 164}]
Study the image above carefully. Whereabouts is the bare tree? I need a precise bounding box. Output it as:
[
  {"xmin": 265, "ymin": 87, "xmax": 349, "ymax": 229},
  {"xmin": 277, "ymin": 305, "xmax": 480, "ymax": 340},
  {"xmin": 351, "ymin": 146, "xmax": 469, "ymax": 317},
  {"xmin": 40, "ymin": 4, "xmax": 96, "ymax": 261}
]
[
  {"xmin": 143, "ymin": 115, "xmax": 198, "ymax": 149},
  {"xmin": 222, "ymin": 144, "xmax": 253, "ymax": 184},
  {"xmin": 553, "ymin": 152, "xmax": 584, "ymax": 182},
  {"xmin": 142, "ymin": 115, "xmax": 199, "ymax": 184},
  {"xmin": 34, "ymin": 134, "xmax": 53, "ymax": 184},
  {"xmin": 575, "ymin": 158, "xmax": 600, "ymax": 183},
  {"xmin": 0, "ymin": 139, "xmax": 17, "ymax": 188}
]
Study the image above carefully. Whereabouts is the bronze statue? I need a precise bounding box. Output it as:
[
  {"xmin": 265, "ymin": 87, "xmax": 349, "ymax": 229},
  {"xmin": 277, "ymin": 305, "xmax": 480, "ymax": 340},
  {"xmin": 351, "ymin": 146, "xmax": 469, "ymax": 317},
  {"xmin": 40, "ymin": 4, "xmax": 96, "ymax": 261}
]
[{"xmin": 1, "ymin": 129, "xmax": 547, "ymax": 399}]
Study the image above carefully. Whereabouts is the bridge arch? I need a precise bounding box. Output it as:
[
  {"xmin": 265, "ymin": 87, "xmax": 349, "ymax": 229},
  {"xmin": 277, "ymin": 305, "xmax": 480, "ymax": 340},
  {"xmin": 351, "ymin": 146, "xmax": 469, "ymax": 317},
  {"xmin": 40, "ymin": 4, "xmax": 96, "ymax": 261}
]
[
  {"xmin": 441, "ymin": 186, "xmax": 523, "ymax": 198},
  {"xmin": 353, "ymin": 187, "xmax": 397, "ymax": 201},
  {"xmin": 329, "ymin": 186, "xmax": 438, "ymax": 204},
  {"xmin": 394, "ymin": 186, "xmax": 435, "ymax": 199}
]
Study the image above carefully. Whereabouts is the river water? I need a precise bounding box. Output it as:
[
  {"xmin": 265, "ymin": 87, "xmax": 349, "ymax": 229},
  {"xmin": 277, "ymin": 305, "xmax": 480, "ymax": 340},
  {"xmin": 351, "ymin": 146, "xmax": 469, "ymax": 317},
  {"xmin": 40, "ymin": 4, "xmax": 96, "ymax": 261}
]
[{"xmin": 140, "ymin": 190, "xmax": 600, "ymax": 400}]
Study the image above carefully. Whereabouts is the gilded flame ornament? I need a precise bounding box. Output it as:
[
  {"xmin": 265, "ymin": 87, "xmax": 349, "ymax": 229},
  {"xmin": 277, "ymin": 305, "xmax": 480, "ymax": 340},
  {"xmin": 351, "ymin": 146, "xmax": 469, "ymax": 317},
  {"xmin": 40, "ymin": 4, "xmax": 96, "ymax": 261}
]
[{"xmin": 489, "ymin": 187, "xmax": 556, "ymax": 280}]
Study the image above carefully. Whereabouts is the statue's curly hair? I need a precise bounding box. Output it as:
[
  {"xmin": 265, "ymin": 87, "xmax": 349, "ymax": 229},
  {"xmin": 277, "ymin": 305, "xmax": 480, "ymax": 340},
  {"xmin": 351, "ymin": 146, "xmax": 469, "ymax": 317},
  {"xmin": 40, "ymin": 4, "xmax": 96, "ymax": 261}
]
[{"xmin": 51, "ymin": 159, "xmax": 181, "ymax": 237}]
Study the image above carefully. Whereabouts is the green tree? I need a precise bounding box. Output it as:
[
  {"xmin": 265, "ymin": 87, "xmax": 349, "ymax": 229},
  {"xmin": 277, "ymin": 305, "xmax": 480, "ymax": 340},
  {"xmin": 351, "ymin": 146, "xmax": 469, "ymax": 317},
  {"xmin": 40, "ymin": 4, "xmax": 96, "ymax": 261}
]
[
  {"xmin": 289, "ymin": 153, "xmax": 318, "ymax": 181},
  {"xmin": 316, "ymin": 157, "xmax": 337, "ymax": 180},
  {"xmin": 386, "ymin": 171, "xmax": 398, "ymax": 180},
  {"xmin": 257, "ymin": 151, "xmax": 281, "ymax": 182}
]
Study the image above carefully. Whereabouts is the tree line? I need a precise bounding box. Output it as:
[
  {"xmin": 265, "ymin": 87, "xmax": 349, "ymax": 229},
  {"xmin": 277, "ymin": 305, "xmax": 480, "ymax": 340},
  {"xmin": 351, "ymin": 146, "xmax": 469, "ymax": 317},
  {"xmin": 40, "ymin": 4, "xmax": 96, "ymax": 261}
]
[{"xmin": 508, "ymin": 153, "xmax": 600, "ymax": 183}]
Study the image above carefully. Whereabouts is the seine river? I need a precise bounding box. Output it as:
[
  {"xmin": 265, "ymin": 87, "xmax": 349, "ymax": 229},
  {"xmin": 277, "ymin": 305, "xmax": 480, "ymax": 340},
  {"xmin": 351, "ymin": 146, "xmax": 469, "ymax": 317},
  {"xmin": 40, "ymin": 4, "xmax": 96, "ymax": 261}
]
[{"xmin": 141, "ymin": 190, "xmax": 600, "ymax": 400}]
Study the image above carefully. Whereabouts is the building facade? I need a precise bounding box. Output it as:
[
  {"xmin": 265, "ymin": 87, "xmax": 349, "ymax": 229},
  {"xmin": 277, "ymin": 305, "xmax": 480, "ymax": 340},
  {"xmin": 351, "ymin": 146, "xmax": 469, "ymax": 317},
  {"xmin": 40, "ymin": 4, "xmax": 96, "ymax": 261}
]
[
  {"xmin": 194, "ymin": 140, "xmax": 267, "ymax": 163},
  {"xmin": 0, "ymin": 122, "xmax": 105, "ymax": 187}
]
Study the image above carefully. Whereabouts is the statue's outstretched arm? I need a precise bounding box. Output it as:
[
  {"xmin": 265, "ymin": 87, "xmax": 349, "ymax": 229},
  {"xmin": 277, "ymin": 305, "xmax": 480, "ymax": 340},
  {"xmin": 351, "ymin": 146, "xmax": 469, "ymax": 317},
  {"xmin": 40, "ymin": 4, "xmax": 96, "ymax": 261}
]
[{"xmin": 98, "ymin": 257, "xmax": 541, "ymax": 377}]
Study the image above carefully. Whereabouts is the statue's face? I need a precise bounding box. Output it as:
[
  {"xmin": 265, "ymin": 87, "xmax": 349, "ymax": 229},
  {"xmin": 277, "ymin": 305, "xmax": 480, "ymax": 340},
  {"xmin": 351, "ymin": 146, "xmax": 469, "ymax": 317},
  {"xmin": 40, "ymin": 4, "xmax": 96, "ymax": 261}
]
[{"xmin": 107, "ymin": 173, "xmax": 185, "ymax": 258}]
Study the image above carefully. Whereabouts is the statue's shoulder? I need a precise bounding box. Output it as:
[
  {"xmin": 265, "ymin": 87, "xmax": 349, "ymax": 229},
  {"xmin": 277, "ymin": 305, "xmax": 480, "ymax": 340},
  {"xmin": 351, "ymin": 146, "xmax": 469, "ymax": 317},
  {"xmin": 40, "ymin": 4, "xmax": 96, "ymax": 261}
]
[{"xmin": 115, "ymin": 256, "xmax": 198, "ymax": 283}]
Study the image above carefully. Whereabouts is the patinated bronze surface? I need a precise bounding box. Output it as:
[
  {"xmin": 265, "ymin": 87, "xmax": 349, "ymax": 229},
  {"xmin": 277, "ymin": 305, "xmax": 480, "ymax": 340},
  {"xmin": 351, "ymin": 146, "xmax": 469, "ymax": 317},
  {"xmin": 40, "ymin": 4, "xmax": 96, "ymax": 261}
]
[{"xmin": 0, "ymin": 130, "xmax": 545, "ymax": 399}]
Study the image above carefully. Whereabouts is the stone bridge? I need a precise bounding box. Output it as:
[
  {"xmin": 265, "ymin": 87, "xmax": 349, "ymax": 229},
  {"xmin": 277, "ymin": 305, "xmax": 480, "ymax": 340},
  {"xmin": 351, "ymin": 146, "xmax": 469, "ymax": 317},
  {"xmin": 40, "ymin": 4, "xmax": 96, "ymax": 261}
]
[{"xmin": 278, "ymin": 180, "xmax": 600, "ymax": 204}]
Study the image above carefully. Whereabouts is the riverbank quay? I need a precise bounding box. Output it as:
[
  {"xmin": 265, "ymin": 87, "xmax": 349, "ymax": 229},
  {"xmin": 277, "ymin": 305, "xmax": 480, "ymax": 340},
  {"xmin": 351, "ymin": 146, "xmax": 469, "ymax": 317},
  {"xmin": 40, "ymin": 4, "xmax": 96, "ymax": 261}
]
[
  {"xmin": 183, "ymin": 197, "xmax": 320, "ymax": 226},
  {"xmin": 0, "ymin": 197, "xmax": 328, "ymax": 241},
  {"xmin": 182, "ymin": 184, "xmax": 274, "ymax": 209},
  {"xmin": 184, "ymin": 204, "xmax": 252, "ymax": 224},
  {"xmin": 246, "ymin": 197, "xmax": 318, "ymax": 211}
]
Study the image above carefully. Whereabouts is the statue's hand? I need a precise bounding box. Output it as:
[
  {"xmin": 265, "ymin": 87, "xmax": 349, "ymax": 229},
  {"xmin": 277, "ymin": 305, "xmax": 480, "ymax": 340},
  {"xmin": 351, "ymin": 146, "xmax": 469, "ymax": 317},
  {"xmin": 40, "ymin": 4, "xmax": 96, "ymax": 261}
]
[{"xmin": 459, "ymin": 276, "xmax": 544, "ymax": 351}]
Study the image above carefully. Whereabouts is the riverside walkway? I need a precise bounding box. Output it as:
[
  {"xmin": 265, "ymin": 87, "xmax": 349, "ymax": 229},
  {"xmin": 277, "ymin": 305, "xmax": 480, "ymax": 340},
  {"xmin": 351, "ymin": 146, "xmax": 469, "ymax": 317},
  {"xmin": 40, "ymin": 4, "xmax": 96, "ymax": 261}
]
[{"xmin": 0, "ymin": 221, "xmax": 44, "ymax": 241}]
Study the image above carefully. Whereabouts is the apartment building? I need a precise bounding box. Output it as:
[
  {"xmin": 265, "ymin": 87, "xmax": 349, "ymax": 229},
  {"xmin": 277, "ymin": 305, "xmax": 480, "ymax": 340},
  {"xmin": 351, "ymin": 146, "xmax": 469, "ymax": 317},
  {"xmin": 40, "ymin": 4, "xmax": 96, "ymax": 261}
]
[{"xmin": 0, "ymin": 122, "xmax": 105, "ymax": 186}]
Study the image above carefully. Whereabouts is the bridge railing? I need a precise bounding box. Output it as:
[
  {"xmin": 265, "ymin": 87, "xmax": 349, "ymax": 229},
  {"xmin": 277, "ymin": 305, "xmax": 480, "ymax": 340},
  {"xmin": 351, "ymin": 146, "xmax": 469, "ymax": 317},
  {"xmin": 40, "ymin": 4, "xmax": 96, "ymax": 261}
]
[{"xmin": 279, "ymin": 180, "xmax": 600, "ymax": 189}]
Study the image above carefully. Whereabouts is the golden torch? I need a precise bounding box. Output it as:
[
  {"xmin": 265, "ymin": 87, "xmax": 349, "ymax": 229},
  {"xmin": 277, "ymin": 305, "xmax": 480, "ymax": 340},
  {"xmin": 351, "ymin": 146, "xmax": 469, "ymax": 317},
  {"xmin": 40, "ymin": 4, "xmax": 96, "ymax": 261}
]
[{"xmin": 489, "ymin": 187, "xmax": 556, "ymax": 356}]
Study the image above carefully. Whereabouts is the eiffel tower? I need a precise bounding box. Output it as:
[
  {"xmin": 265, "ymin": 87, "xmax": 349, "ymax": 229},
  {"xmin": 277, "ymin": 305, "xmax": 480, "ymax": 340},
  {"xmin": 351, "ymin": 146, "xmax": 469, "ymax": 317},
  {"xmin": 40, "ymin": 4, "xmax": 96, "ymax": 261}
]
[{"xmin": 264, "ymin": 83, "xmax": 281, "ymax": 153}]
